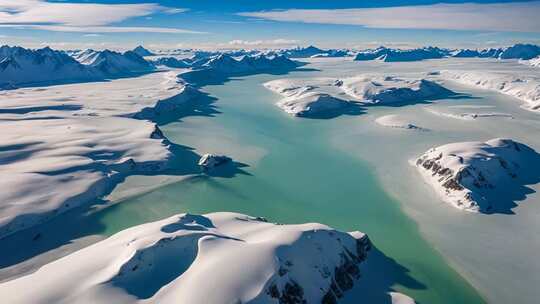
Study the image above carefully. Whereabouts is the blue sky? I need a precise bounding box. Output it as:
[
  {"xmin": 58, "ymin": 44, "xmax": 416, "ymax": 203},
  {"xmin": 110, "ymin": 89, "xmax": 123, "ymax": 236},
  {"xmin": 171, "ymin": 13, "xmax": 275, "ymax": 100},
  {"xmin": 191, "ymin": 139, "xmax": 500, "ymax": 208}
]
[{"xmin": 1, "ymin": 0, "xmax": 539, "ymax": 50}]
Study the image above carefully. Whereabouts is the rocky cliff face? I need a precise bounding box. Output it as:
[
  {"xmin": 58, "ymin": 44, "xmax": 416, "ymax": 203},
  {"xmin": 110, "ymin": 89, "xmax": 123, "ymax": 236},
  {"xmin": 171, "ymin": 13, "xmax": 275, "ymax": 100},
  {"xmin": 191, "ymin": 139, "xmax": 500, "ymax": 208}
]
[{"xmin": 415, "ymin": 138, "xmax": 540, "ymax": 213}]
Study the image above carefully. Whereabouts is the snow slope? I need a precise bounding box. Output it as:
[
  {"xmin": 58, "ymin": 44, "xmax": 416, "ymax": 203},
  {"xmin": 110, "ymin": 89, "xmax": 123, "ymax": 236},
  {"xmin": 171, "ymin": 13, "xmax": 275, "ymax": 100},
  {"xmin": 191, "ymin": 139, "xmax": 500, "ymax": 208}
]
[
  {"xmin": 440, "ymin": 70, "xmax": 540, "ymax": 111},
  {"xmin": 0, "ymin": 46, "xmax": 100, "ymax": 87},
  {"xmin": 0, "ymin": 211, "xmax": 413, "ymax": 304},
  {"xmin": 414, "ymin": 138, "xmax": 540, "ymax": 213},
  {"xmin": 264, "ymin": 75, "xmax": 453, "ymax": 117},
  {"xmin": 0, "ymin": 71, "xmax": 202, "ymax": 238}
]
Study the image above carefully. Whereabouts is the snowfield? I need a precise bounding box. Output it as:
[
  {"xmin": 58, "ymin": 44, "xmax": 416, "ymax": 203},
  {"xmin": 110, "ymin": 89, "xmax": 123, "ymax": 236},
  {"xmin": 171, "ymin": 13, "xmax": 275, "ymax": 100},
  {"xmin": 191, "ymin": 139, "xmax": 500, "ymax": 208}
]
[
  {"xmin": 440, "ymin": 70, "xmax": 540, "ymax": 111},
  {"xmin": 264, "ymin": 75, "xmax": 454, "ymax": 118},
  {"xmin": 0, "ymin": 71, "xmax": 202, "ymax": 238},
  {"xmin": 414, "ymin": 138, "xmax": 540, "ymax": 213},
  {"xmin": 0, "ymin": 212, "xmax": 413, "ymax": 304}
]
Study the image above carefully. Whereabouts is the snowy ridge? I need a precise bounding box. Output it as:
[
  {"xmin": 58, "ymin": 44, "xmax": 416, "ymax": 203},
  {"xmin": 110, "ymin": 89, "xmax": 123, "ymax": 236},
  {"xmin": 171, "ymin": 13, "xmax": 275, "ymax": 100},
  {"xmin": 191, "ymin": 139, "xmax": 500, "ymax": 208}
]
[
  {"xmin": 414, "ymin": 138, "xmax": 540, "ymax": 213},
  {"xmin": 264, "ymin": 75, "xmax": 453, "ymax": 118},
  {"xmin": 0, "ymin": 211, "xmax": 413, "ymax": 304},
  {"xmin": 440, "ymin": 70, "xmax": 540, "ymax": 111}
]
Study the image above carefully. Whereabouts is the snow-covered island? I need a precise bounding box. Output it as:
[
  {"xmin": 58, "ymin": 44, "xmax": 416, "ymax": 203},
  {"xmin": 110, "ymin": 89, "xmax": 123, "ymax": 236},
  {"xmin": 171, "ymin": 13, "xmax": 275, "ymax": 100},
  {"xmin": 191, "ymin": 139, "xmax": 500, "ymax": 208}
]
[
  {"xmin": 0, "ymin": 211, "xmax": 413, "ymax": 304},
  {"xmin": 440, "ymin": 70, "xmax": 540, "ymax": 111},
  {"xmin": 198, "ymin": 153, "xmax": 232, "ymax": 169},
  {"xmin": 414, "ymin": 138, "xmax": 540, "ymax": 213},
  {"xmin": 375, "ymin": 114, "xmax": 427, "ymax": 130},
  {"xmin": 264, "ymin": 75, "xmax": 454, "ymax": 118}
]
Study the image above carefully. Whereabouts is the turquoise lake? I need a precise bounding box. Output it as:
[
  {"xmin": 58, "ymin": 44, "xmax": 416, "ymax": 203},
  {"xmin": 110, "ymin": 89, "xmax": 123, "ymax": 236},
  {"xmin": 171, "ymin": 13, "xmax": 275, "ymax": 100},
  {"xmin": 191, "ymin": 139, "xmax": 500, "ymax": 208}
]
[{"xmin": 93, "ymin": 72, "xmax": 484, "ymax": 303}]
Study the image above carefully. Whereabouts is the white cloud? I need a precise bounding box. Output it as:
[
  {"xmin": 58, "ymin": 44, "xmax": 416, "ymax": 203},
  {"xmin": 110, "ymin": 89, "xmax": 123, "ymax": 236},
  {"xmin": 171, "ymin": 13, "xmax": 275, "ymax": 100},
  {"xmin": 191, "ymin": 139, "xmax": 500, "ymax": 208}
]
[
  {"xmin": 228, "ymin": 39, "xmax": 298, "ymax": 46},
  {"xmin": 0, "ymin": 0, "xmax": 199, "ymax": 34},
  {"xmin": 0, "ymin": 24, "xmax": 204, "ymax": 34},
  {"xmin": 163, "ymin": 8, "xmax": 188, "ymax": 15},
  {"xmin": 239, "ymin": 2, "xmax": 540, "ymax": 33}
]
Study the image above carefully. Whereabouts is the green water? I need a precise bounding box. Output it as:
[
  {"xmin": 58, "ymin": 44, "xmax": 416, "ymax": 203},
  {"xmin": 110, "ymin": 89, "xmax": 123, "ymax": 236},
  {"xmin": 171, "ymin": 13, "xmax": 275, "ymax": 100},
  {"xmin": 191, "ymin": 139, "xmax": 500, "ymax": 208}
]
[{"xmin": 95, "ymin": 74, "xmax": 484, "ymax": 303}]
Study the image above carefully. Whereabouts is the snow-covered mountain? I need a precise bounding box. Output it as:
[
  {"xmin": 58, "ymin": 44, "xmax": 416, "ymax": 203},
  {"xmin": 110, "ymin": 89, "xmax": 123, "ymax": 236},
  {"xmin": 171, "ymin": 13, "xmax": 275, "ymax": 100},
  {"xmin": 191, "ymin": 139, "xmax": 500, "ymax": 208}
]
[
  {"xmin": 498, "ymin": 44, "xmax": 540, "ymax": 60},
  {"xmin": 203, "ymin": 54, "xmax": 297, "ymax": 73},
  {"xmin": 0, "ymin": 211, "xmax": 414, "ymax": 304},
  {"xmin": 180, "ymin": 53, "xmax": 299, "ymax": 85},
  {"xmin": 310, "ymin": 48, "xmax": 352, "ymax": 58},
  {"xmin": 151, "ymin": 56, "xmax": 191, "ymax": 68},
  {"xmin": 352, "ymin": 44, "xmax": 540, "ymax": 62},
  {"xmin": 74, "ymin": 49, "xmax": 155, "ymax": 76},
  {"xmin": 132, "ymin": 45, "xmax": 155, "ymax": 57},
  {"xmin": 414, "ymin": 138, "xmax": 540, "ymax": 213},
  {"xmin": 354, "ymin": 47, "xmax": 448, "ymax": 62},
  {"xmin": 0, "ymin": 45, "xmax": 100, "ymax": 87},
  {"xmin": 449, "ymin": 44, "xmax": 540, "ymax": 60},
  {"xmin": 281, "ymin": 45, "xmax": 326, "ymax": 58},
  {"xmin": 450, "ymin": 48, "xmax": 502, "ymax": 58},
  {"xmin": 264, "ymin": 75, "xmax": 454, "ymax": 117}
]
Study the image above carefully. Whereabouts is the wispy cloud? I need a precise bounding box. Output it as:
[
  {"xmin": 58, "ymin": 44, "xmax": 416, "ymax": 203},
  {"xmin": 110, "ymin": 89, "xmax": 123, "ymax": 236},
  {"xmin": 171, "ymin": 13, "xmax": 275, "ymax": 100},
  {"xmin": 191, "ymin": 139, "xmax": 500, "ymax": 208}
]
[
  {"xmin": 239, "ymin": 2, "xmax": 540, "ymax": 33},
  {"xmin": 0, "ymin": 0, "xmax": 200, "ymax": 34},
  {"xmin": 228, "ymin": 39, "xmax": 298, "ymax": 47},
  {"xmin": 0, "ymin": 24, "xmax": 205, "ymax": 34}
]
